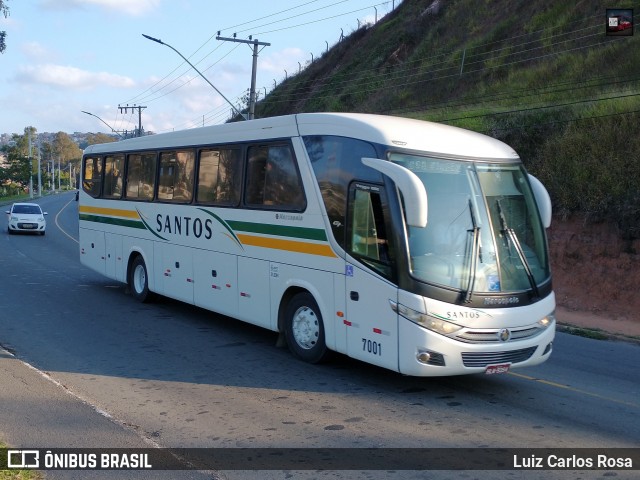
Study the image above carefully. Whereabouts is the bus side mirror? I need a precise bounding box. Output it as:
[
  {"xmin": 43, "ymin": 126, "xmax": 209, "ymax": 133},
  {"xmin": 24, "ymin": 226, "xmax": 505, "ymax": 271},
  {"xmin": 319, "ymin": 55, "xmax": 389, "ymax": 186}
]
[
  {"xmin": 528, "ymin": 174, "xmax": 552, "ymax": 228},
  {"xmin": 362, "ymin": 158, "xmax": 428, "ymax": 228}
]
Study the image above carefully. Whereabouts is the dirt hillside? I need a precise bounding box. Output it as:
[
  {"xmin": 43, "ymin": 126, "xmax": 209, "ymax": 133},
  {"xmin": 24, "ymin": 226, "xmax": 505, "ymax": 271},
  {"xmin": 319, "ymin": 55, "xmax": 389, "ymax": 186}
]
[{"xmin": 549, "ymin": 217, "xmax": 640, "ymax": 336}]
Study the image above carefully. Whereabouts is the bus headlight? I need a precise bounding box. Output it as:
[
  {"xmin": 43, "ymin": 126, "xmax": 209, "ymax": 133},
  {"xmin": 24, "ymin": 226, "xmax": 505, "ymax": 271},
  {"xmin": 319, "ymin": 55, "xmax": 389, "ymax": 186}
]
[
  {"xmin": 538, "ymin": 311, "xmax": 556, "ymax": 328},
  {"xmin": 396, "ymin": 303, "xmax": 463, "ymax": 336}
]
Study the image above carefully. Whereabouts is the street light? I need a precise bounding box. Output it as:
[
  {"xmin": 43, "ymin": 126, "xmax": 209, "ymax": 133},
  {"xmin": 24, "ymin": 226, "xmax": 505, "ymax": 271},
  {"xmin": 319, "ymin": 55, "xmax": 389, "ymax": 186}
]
[
  {"xmin": 81, "ymin": 111, "xmax": 123, "ymax": 138},
  {"xmin": 142, "ymin": 34, "xmax": 246, "ymax": 120}
]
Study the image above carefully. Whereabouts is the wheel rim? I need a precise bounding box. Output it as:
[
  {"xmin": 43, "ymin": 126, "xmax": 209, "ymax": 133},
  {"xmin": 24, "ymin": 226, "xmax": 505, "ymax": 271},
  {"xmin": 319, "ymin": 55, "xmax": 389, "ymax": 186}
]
[
  {"xmin": 291, "ymin": 305, "xmax": 319, "ymax": 350},
  {"xmin": 133, "ymin": 264, "xmax": 146, "ymax": 294}
]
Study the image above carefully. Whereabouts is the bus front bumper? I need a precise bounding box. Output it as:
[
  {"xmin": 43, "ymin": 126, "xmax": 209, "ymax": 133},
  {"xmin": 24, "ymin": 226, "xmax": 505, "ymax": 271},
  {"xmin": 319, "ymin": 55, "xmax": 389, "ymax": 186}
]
[{"xmin": 398, "ymin": 317, "xmax": 555, "ymax": 377}]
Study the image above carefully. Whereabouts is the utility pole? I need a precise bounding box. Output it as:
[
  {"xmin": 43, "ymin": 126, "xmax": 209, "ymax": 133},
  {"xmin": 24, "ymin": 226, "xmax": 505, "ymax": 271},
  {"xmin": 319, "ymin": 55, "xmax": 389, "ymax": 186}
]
[
  {"xmin": 216, "ymin": 34, "xmax": 270, "ymax": 120},
  {"xmin": 28, "ymin": 130, "xmax": 33, "ymax": 199},
  {"xmin": 37, "ymin": 149, "xmax": 41, "ymax": 196},
  {"xmin": 118, "ymin": 104, "xmax": 146, "ymax": 137}
]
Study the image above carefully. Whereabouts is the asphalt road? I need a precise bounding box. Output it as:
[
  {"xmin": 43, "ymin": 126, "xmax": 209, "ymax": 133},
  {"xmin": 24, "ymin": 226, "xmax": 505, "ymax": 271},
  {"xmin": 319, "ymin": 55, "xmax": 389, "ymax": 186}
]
[{"xmin": 0, "ymin": 192, "xmax": 638, "ymax": 480}]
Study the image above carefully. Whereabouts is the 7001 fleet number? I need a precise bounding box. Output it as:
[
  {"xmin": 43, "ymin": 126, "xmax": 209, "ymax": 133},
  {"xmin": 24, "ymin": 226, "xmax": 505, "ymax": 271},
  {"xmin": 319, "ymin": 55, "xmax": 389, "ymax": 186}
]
[{"xmin": 362, "ymin": 338, "xmax": 382, "ymax": 356}]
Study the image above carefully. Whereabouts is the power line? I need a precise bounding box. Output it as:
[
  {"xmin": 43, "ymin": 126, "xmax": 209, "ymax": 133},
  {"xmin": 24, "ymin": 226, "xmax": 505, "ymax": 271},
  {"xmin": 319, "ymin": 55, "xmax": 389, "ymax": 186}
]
[
  {"xmin": 481, "ymin": 107, "xmax": 640, "ymax": 134},
  {"xmin": 264, "ymin": 35, "xmax": 613, "ymax": 109},
  {"xmin": 437, "ymin": 91, "xmax": 640, "ymax": 124},
  {"xmin": 129, "ymin": 3, "xmax": 630, "ymax": 133},
  {"xmin": 217, "ymin": 0, "xmax": 328, "ymax": 33},
  {"xmin": 387, "ymin": 73, "xmax": 640, "ymax": 118},
  {"xmin": 124, "ymin": 42, "xmax": 229, "ymax": 105},
  {"xmin": 258, "ymin": 11, "xmax": 604, "ymax": 103},
  {"xmin": 123, "ymin": 1, "xmax": 394, "ymax": 124}
]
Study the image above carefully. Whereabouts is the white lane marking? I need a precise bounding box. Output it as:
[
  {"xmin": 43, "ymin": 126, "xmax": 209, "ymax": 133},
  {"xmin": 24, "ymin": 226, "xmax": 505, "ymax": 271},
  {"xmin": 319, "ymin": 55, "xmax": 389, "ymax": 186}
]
[{"xmin": 55, "ymin": 197, "xmax": 79, "ymax": 244}]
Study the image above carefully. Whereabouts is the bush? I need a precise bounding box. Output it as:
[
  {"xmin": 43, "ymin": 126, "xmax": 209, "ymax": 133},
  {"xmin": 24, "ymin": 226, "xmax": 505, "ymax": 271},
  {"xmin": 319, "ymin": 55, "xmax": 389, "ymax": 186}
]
[{"xmin": 535, "ymin": 113, "xmax": 640, "ymax": 238}]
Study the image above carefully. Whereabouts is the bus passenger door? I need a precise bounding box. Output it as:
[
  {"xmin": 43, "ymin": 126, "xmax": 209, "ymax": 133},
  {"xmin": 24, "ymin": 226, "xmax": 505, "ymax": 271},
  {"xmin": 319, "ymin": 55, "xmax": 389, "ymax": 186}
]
[
  {"xmin": 344, "ymin": 183, "xmax": 399, "ymax": 372},
  {"xmin": 345, "ymin": 265, "xmax": 398, "ymax": 371}
]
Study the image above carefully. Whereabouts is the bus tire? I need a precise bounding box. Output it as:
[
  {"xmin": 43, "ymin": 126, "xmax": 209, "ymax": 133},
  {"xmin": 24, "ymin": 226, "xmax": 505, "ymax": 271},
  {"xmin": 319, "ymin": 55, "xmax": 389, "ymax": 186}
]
[
  {"xmin": 284, "ymin": 292, "xmax": 328, "ymax": 364},
  {"xmin": 129, "ymin": 255, "xmax": 152, "ymax": 303}
]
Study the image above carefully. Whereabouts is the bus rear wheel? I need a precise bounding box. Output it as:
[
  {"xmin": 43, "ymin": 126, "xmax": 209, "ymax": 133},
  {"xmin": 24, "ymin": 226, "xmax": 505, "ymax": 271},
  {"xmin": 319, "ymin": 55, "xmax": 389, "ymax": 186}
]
[
  {"xmin": 129, "ymin": 255, "xmax": 152, "ymax": 303},
  {"xmin": 284, "ymin": 292, "xmax": 328, "ymax": 364}
]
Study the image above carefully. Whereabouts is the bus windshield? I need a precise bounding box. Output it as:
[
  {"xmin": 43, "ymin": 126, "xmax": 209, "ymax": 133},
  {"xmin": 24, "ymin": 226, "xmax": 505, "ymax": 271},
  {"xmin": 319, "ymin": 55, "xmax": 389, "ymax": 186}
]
[{"xmin": 390, "ymin": 154, "xmax": 550, "ymax": 295}]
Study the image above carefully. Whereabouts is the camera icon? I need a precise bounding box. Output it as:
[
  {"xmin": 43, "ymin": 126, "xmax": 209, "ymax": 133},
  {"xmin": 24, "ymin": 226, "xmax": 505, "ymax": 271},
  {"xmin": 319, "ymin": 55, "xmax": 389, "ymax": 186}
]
[{"xmin": 7, "ymin": 450, "xmax": 40, "ymax": 469}]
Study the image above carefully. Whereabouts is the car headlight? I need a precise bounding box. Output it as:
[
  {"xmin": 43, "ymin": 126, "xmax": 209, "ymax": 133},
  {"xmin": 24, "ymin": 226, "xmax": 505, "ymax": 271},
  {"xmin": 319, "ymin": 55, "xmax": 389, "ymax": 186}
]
[
  {"xmin": 396, "ymin": 303, "xmax": 463, "ymax": 335},
  {"xmin": 38, "ymin": 217, "xmax": 45, "ymax": 223},
  {"xmin": 11, "ymin": 216, "xmax": 18, "ymax": 221}
]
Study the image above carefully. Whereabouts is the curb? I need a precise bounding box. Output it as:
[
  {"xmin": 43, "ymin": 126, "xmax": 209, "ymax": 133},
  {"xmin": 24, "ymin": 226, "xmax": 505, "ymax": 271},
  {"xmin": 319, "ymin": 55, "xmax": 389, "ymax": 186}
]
[{"xmin": 557, "ymin": 323, "xmax": 640, "ymax": 345}]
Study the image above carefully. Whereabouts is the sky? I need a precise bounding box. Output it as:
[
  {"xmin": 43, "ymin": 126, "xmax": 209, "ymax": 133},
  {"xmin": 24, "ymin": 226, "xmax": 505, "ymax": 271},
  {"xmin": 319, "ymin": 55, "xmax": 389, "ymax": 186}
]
[{"xmin": 0, "ymin": 0, "xmax": 399, "ymax": 136}]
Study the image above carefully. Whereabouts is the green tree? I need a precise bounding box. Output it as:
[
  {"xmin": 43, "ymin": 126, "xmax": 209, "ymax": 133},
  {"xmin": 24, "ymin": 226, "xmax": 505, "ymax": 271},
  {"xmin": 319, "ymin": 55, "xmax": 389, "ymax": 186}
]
[
  {"xmin": 1, "ymin": 127, "xmax": 37, "ymax": 191},
  {"xmin": 1, "ymin": 0, "xmax": 9, "ymax": 54},
  {"xmin": 85, "ymin": 132, "xmax": 118, "ymax": 147},
  {"xmin": 49, "ymin": 132, "xmax": 82, "ymax": 190},
  {"xmin": 53, "ymin": 132, "xmax": 82, "ymax": 162}
]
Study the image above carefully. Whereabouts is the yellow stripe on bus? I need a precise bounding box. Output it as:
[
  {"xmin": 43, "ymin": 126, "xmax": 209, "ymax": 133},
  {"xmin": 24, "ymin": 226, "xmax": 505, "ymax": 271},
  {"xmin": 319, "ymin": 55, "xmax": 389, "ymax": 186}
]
[
  {"xmin": 79, "ymin": 205, "xmax": 140, "ymax": 219},
  {"xmin": 237, "ymin": 234, "xmax": 337, "ymax": 258}
]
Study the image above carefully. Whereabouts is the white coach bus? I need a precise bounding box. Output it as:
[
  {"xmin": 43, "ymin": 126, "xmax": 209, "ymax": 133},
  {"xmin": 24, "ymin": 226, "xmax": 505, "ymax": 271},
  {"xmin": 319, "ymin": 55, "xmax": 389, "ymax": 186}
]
[{"xmin": 79, "ymin": 113, "xmax": 555, "ymax": 376}]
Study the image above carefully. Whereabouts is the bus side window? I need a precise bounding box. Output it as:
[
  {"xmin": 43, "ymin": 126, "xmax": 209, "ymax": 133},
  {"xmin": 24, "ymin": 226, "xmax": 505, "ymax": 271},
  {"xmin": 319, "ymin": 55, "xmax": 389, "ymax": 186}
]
[
  {"xmin": 158, "ymin": 150, "xmax": 195, "ymax": 203},
  {"xmin": 245, "ymin": 147, "xmax": 267, "ymax": 206},
  {"xmin": 245, "ymin": 145, "xmax": 306, "ymax": 211},
  {"xmin": 197, "ymin": 148, "xmax": 241, "ymax": 206},
  {"xmin": 125, "ymin": 152, "xmax": 156, "ymax": 201},
  {"xmin": 348, "ymin": 184, "xmax": 394, "ymax": 279},
  {"xmin": 305, "ymin": 135, "xmax": 381, "ymax": 249},
  {"xmin": 103, "ymin": 154, "xmax": 124, "ymax": 199},
  {"xmin": 83, "ymin": 156, "xmax": 103, "ymax": 198}
]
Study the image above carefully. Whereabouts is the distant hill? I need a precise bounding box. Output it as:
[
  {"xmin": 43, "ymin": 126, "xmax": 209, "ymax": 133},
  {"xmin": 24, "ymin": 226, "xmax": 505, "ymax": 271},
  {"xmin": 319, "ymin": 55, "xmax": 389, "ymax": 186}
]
[{"xmin": 257, "ymin": 0, "xmax": 640, "ymax": 241}]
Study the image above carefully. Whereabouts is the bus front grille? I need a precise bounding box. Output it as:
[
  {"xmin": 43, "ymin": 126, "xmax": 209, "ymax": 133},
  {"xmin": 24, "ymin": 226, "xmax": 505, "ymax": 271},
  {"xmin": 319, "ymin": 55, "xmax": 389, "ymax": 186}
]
[
  {"xmin": 454, "ymin": 326, "xmax": 544, "ymax": 344},
  {"xmin": 461, "ymin": 346, "xmax": 537, "ymax": 368}
]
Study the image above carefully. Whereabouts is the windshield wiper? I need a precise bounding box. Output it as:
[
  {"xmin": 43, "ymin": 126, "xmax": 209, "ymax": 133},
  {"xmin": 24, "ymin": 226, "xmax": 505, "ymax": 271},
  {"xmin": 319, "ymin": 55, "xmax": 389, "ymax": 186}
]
[
  {"xmin": 464, "ymin": 199, "xmax": 481, "ymax": 303},
  {"xmin": 496, "ymin": 199, "xmax": 540, "ymax": 299}
]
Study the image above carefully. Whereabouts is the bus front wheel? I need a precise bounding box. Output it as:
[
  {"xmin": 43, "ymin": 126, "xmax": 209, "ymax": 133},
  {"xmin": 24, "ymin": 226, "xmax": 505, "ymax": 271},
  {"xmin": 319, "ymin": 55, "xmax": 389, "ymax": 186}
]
[
  {"xmin": 129, "ymin": 256, "xmax": 152, "ymax": 303},
  {"xmin": 284, "ymin": 292, "xmax": 328, "ymax": 364}
]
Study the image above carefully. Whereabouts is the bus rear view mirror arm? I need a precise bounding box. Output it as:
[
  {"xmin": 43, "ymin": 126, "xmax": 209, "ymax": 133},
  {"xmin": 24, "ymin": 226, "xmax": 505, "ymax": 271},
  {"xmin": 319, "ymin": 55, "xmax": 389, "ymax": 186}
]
[{"xmin": 362, "ymin": 157, "xmax": 428, "ymax": 228}]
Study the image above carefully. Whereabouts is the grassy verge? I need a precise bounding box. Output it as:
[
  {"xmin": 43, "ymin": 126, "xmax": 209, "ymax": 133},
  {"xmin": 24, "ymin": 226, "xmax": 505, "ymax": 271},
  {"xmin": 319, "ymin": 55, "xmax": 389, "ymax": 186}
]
[
  {"xmin": 557, "ymin": 324, "xmax": 640, "ymax": 344},
  {"xmin": 0, "ymin": 441, "xmax": 44, "ymax": 480},
  {"xmin": 0, "ymin": 194, "xmax": 32, "ymax": 207}
]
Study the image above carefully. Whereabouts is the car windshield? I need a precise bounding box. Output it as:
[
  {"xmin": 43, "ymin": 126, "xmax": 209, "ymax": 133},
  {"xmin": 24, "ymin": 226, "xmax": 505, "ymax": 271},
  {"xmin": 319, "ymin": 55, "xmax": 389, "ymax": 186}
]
[
  {"xmin": 390, "ymin": 154, "xmax": 550, "ymax": 295},
  {"xmin": 13, "ymin": 205, "xmax": 42, "ymax": 214}
]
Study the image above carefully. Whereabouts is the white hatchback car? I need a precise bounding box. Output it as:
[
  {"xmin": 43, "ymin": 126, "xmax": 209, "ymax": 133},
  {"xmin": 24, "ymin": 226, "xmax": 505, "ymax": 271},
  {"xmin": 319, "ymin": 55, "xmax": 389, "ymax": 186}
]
[{"xmin": 6, "ymin": 202, "xmax": 48, "ymax": 235}]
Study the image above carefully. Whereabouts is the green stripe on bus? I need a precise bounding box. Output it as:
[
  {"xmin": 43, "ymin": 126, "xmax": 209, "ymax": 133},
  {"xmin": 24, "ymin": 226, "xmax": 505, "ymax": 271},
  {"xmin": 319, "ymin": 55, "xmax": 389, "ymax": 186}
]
[
  {"xmin": 197, "ymin": 208, "xmax": 243, "ymax": 249},
  {"xmin": 80, "ymin": 214, "xmax": 147, "ymax": 230},
  {"xmin": 135, "ymin": 208, "xmax": 168, "ymax": 240},
  {"xmin": 227, "ymin": 220, "xmax": 327, "ymax": 242}
]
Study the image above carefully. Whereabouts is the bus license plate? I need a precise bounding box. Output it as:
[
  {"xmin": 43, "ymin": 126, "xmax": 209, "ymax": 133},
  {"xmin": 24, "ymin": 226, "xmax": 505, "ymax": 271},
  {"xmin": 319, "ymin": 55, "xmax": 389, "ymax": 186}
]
[{"xmin": 485, "ymin": 363, "xmax": 510, "ymax": 375}]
